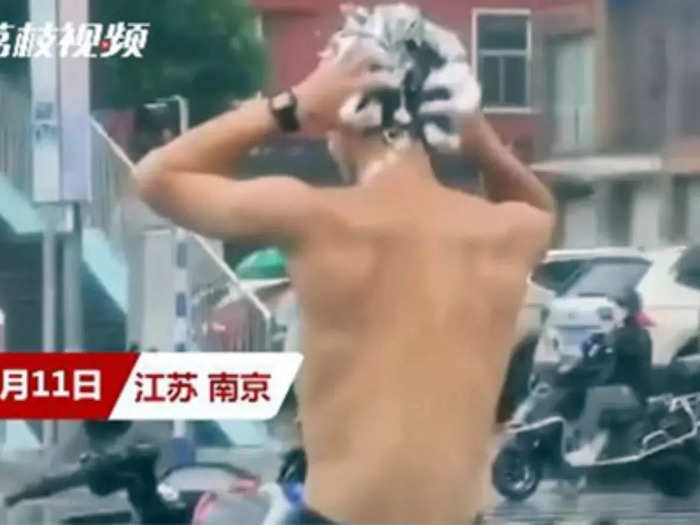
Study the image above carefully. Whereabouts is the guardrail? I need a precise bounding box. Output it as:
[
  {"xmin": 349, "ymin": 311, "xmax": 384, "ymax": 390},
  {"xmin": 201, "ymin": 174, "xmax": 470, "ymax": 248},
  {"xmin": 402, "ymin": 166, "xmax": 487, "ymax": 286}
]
[
  {"xmin": 88, "ymin": 118, "xmax": 273, "ymax": 353},
  {"xmin": 0, "ymin": 75, "xmax": 272, "ymax": 352}
]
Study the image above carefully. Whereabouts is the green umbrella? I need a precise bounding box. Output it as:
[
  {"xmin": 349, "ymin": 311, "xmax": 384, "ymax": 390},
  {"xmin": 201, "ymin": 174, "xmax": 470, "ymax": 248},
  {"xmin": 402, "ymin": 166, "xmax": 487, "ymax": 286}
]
[{"xmin": 235, "ymin": 247, "xmax": 288, "ymax": 279}]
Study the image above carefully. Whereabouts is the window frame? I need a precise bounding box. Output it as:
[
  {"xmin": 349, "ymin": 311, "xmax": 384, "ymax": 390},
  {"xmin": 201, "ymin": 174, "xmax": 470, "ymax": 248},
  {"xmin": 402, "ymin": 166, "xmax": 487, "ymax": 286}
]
[
  {"xmin": 558, "ymin": 257, "xmax": 651, "ymax": 298},
  {"xmin": 531, "ymin": 259, "xmax": 590, "ymax": 294},
  {"xmin": 471, "ymin": 7, "xmax": 533, "ymax": 113}
]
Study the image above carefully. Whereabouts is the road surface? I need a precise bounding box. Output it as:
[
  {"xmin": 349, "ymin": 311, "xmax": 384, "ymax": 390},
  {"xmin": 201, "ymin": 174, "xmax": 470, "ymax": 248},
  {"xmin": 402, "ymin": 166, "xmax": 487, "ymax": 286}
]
[{"xmin": 483, "ymin": 478, "xmax": 700, "ymax": 524}]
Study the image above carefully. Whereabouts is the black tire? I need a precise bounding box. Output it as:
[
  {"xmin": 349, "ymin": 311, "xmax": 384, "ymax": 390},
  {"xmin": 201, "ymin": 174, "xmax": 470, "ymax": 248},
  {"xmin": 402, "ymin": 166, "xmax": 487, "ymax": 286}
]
[
  {"xmin": 497, "ymin": 334, "xmax": 539, "ymax": 423},
  {"xmin": 646, "ymin": 451, "xmax": 700, "ymax": 498},
  {"xmin": 492, "ymin": 446, "xmax": 542, "ymax": 501}
]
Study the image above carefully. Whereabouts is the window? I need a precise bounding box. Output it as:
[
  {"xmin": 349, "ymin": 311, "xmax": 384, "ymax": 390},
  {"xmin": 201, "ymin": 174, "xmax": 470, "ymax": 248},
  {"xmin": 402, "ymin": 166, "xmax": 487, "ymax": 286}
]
[
  {"xmin": 550, "ymin": 35, "xmax": 595, "ymax": 153},
  {"xmin": 531, "ymin": 260, "xmax": 589, "ymax": 294},
  {"xmin": 561, "ymin": 259, "xmax": 650, "ymax": 298},
  {"xmin": 473, "ymin": 11, "xmax": 530, "ymax": 109}
]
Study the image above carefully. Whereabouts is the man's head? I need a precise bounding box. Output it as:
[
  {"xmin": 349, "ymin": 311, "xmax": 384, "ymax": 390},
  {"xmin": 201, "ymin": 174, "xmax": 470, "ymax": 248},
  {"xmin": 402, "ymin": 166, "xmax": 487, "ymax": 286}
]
[
  {"xmin": 326, "ymin": 128, "xmax": 358, "ymax": 183},
  {"xmin": 326, "ymin": 128, "xmax": 394, "ymax": 184},
  {"xmin": 321, "ymin": 3, "xmax": 480, "ymax": 183}
]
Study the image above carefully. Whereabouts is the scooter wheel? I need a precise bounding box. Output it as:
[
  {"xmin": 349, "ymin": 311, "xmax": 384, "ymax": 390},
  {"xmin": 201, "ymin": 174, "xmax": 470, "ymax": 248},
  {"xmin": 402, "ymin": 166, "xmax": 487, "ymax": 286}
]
[
  {"xmin": 646, "ymin": 451, "xmax": 700, "ymax": 498},
  {"xmin": 492, "ymin": 447, "xmax": 541, "ymax": 501}
]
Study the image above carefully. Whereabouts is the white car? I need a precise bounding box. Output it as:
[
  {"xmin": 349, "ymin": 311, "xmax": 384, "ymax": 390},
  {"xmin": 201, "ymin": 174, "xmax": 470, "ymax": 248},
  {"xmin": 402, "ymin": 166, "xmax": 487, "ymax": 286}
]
[
  {"xmin": 497, "ymin": 249, "xmax": 640, "ymax": 417},
  {"xmin": 534, "ymin": 246, "xmax": 700, "ymax": 368},
  {"xmin": 514, "ymin": 247, "xmax": 646, "ymax": 348}
]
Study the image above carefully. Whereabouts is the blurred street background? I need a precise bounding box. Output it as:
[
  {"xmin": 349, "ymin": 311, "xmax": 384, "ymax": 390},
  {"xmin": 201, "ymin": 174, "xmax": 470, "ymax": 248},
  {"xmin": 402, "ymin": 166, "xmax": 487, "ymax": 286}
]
[{"xmin": 0, "ymin": 0, "xmax": 700, "ymax": 523}]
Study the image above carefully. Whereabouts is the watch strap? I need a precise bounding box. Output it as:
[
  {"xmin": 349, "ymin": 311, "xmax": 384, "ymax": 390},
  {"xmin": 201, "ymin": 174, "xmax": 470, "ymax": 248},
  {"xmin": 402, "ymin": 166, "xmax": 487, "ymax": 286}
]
[{"xmin": 269, "ymin": 90, "xmax": 301, "ymax": 133}]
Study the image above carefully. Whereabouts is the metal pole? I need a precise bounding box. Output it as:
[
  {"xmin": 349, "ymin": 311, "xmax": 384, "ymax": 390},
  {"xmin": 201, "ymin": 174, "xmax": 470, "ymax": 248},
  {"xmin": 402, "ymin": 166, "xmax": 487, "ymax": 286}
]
[
  {"xmin": 173, "ymin": 95, "xmax": 189, "ymax": 138},
  {"xmin": 172, "ymin": 95, "xmax": 190, "ymax": 439},
  {"xmin": 63, "ymin": 203, "xmax": 84, "ymax": 351},
  {"xmin": 58, "ymin": 205, "xmax": 82, "ymax": 472},
  {"xmin": 42, "ymin": 210, "xmax": 57, "ymax": 451}
]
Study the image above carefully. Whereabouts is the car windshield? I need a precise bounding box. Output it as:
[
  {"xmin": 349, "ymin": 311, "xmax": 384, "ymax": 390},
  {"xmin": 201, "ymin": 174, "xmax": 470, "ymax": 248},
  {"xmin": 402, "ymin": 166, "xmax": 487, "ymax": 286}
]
[{"xmin": 560, "ymin": 258, "xmax": 650, "ymax": 297}]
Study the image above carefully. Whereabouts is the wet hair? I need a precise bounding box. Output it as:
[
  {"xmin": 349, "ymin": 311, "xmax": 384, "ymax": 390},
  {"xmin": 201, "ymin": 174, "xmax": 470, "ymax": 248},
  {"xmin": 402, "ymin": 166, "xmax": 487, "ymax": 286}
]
[
  {"xmin": 327, "ymin": 4, "xmax": 473, "ymax": 151},
  {"xmin": 367, "ymin": 39, "xmax": 447, "ymax": 141}
]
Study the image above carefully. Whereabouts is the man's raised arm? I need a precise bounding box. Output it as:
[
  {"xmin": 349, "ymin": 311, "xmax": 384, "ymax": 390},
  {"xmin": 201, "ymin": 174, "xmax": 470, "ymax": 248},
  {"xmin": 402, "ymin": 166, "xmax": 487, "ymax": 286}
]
[
  {"xmin": 133, "ymin": 98, "xmax": 318, "ymax": 243},
  {"xmin": 133, "ymin": 41, "xmax": 394, "ymax": 243},
  {"xmin": 462, "ymin": 114, "xmax": 555, "ymax": 214}
]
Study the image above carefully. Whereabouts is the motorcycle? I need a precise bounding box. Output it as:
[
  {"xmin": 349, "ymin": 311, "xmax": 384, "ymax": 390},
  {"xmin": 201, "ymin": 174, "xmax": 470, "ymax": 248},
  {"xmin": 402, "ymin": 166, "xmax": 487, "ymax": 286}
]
[
  {"xmin": 3, "ymin": 422, "xmax": 303, "ymax": 524},
  {"xmin": 492, "ymin": 332, "xmax": 700, "ymax": 501}
]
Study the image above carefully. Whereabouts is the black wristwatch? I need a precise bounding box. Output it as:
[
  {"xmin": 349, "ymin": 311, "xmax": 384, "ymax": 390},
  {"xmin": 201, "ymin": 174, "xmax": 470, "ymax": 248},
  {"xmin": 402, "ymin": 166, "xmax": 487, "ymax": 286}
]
[{"xmin": 269, "ymin": 90, "xmax": 301, "ymax": 133}]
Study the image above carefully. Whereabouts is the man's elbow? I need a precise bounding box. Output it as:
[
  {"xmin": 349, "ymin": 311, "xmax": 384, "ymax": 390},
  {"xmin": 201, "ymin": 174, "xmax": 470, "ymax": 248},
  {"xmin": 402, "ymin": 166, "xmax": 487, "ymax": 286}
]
[
  {"xmin": 133, "ymin": 149, "xmax": 170, "ymax": 205},
  {"xmin": 538, "ymin": 188, "xmax": 556, "ymax": 216}
]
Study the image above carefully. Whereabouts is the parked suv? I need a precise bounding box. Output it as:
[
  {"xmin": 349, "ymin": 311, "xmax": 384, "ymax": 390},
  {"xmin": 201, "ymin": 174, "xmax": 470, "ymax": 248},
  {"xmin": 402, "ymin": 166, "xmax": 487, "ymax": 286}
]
[
  {"xmin": 515, "ymin": 247, "xmax": 644, "ymax": 346},
  {"xmin": 534, "ymin": 246, "xmax": 700, "ymax": 371}
]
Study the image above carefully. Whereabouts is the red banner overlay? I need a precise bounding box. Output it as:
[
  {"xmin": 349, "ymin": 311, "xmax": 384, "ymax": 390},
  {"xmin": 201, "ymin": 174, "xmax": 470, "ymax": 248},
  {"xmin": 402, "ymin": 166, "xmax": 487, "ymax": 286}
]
[
  {"xmin": 0, "ymin": 353, "xmax": 138, "ymax": 419},
  {"xmin": 0, "ymin": 352, "xmax": 302, "ymax": 420}
]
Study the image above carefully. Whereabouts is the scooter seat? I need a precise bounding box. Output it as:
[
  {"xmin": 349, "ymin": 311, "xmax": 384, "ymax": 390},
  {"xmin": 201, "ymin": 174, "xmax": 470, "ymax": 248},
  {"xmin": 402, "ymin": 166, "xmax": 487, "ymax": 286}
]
[
  {"xmin": 591, "ymin": 385, "xmax": 644, "ymax": 428},
  {"xmin": 646, "ymin": 398, "xmax": 670, "ymax": 420},
  {"xmin": 600, "ymin": 406, "xmax": 644, "ymax": 428}
]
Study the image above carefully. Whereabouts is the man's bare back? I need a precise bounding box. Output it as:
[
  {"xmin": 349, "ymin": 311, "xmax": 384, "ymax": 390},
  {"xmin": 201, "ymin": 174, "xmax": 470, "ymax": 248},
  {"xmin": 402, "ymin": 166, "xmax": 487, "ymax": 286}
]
[
  {"xmin": 287, "ymin": 157, "xmax": 549, "ymax": 523},
  {"xmin": 135, "ymin": 25, "xmax": 554, "ymax": 524}
]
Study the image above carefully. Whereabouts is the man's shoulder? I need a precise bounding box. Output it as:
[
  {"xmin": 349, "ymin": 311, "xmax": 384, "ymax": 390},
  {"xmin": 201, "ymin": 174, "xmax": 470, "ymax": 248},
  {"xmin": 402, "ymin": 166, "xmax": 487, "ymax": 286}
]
[
  {"xmin": 294, "ymin": 185, "xmax": 374, "ymax": 238},
  {"xmin": 491, "ymin": 201, "xmax": 554, "ymax": 263},
  {"xmin": 496, "ymin": 201, "xmax": 553, "ymax": 236},
  {"xmin": 450, "ymin": 196, "xmax": 552, "ymax": 234}
]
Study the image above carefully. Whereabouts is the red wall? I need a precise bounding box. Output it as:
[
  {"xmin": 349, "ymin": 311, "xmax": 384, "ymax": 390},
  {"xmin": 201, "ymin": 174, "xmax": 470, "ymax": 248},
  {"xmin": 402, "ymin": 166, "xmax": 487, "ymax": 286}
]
[
  {"xmin": 251, "ymin": 0, "xmax": 590, "ymax": 160},
  {"xmin": 253, "ymin": 0, "xmax": 557, "ymax": 91}
]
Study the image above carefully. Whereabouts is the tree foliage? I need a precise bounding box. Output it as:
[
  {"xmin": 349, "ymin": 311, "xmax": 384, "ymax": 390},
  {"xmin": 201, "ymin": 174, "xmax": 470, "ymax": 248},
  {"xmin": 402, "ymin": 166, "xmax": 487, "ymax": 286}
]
[
  {"xmin": 91, "ymin": 0, "xmax": 266, "ymax": 123},
  {"xmin": 0, "ymin": 1, "xmax": 29, "ymax": 79},
  {"xmin": 1, "ymin": 1, "xmax": 266, "ymax": 124}
]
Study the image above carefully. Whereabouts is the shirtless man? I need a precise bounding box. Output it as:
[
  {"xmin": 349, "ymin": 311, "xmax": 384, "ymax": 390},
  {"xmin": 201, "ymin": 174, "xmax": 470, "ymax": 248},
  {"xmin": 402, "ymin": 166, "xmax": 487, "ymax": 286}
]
[{"xmin": 134, "ymin": 15, "xmax": 554, "ymax": 524}]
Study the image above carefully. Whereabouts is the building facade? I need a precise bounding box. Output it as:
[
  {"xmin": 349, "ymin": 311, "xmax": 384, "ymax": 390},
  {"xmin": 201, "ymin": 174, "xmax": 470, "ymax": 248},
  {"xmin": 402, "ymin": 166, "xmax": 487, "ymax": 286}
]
[
  {"xmin": 532, "ymin": 0, "xmax": 700, "ymax": 248},
  {"xmin": 250, "ymin": 0, "xmax": 699, "ymax": 250},
  {"xmin": 250, "ymin": 0, "xmax": 588, "ymax": 185}
]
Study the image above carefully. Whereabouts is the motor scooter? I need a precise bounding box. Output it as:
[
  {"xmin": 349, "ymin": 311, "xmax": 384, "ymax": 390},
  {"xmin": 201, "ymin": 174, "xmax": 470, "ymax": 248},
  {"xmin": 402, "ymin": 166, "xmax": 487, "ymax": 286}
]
[
  {"xmin": 3, "ymin": 422, "xmax": 299, "ymax": 524},
  {"xmin": 492, "ymin": 332, "xmax": 700, "ymax": 501}
]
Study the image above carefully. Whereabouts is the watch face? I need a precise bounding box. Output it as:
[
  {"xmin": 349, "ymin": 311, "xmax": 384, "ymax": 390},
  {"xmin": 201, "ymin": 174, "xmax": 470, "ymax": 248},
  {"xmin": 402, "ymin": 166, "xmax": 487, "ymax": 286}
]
[{"xmin": 272, "ymin": 92, "xmax": 293, "ymax": 110}]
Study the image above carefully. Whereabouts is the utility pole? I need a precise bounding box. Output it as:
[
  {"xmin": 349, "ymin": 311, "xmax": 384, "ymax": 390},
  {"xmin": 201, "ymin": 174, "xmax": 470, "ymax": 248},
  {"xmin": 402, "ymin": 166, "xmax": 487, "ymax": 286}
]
[
  {"xmin": 170, "ymin": 96, "xmax": 190, "ymax": 439},
  {"xmin": 31, "ymin": 0, "xmax": 90, "ymax": 455},
  {"xmin": 145, "ymin": 95, "xmax": 191, "ymax": 440},
  {"xmin": 41, "ymin": 208, "xmax": 57, "ymax": 451},
  {"xmin": 30, "ymin": 0, "xmax": 61, "ymax": 455},
  {"xmin": 63, "ymin": 202, "xmax": 84, "ymax": 350}
]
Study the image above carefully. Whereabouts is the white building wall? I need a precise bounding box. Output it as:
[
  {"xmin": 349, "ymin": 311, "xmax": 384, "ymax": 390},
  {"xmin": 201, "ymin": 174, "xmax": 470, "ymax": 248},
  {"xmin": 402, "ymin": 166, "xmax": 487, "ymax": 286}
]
[
  {"xmin": 630, "ymin": 177, "xmax": 671, "ymax": 249},
  {"xmin": 594, "ymin": 181, "xmax": 615, "ymax": 246},
  {"xmin": 561, "ymin": 182, "xmax": 615, "ymax": 248},
  {"xmin": 562, "ymin": 195, "xmax": 598, "ymax": 248},
  {"xmin": 561, "ymin": 176, "xmax": 677, "ymax": 249},
  {"xmin": 687, "ymin": 179, "xmax": 700, "ymax": 243}
]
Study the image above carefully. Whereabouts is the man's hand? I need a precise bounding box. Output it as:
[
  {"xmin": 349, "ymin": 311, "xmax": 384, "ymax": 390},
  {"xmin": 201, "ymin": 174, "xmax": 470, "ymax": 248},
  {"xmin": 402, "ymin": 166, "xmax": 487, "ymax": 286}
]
[
  {"xmin": 295, "ymin": 37, "xmax": 399, "ymax": 132},
  {"xmin": 464, "ymin": 114, "xmax": 556, "ymax": 215},
  {"xmin": 417, "ymin": 60, "xmax": 482, "ymax": 152}
]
